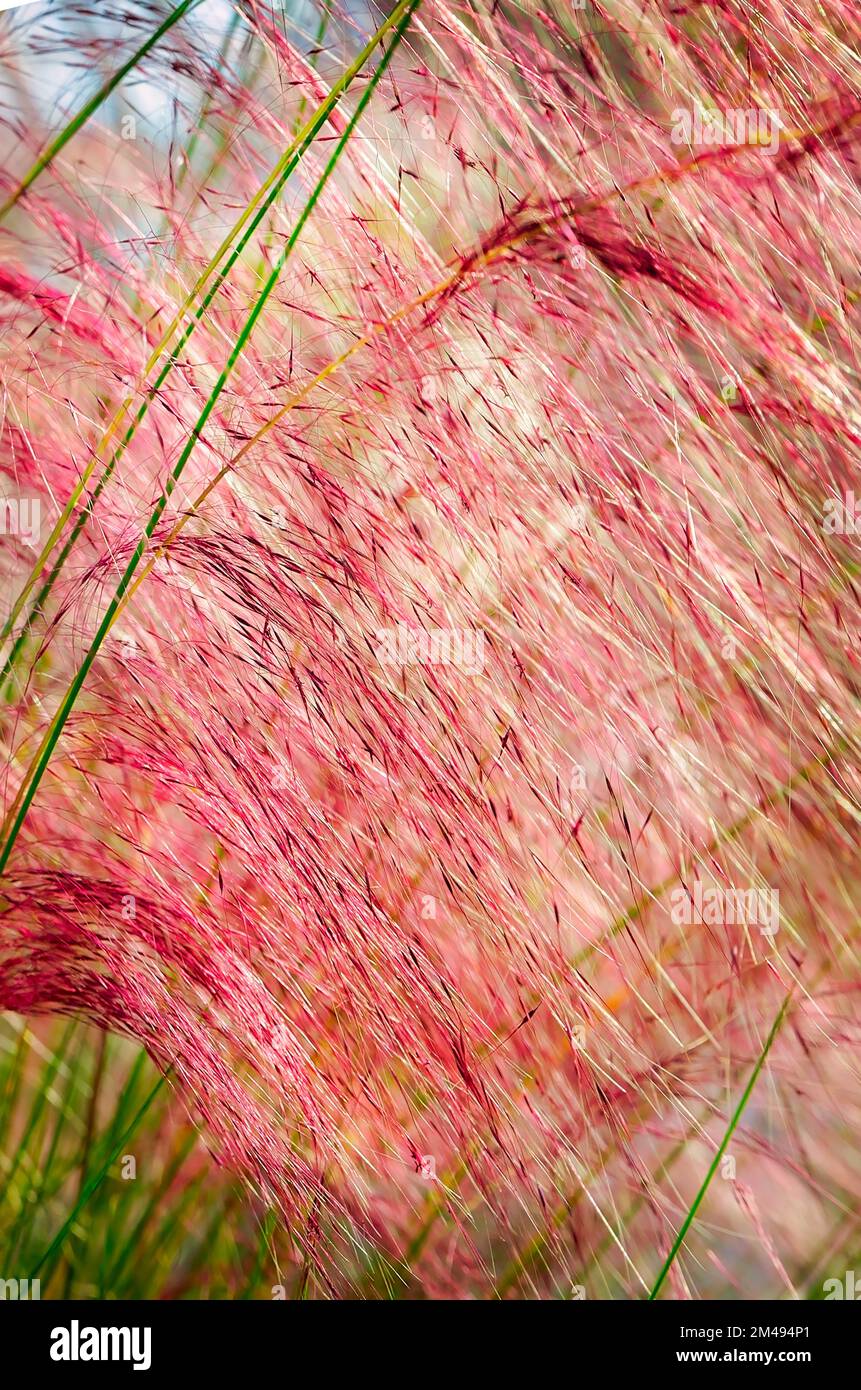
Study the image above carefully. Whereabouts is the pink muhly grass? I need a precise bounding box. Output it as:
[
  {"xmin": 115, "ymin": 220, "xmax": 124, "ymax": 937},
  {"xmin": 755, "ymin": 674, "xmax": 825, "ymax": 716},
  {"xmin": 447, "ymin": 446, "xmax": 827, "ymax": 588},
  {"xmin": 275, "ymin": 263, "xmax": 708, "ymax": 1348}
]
[{"xmin": 0, "ymin": 0, "xmax": 861, "ymax": 1298}]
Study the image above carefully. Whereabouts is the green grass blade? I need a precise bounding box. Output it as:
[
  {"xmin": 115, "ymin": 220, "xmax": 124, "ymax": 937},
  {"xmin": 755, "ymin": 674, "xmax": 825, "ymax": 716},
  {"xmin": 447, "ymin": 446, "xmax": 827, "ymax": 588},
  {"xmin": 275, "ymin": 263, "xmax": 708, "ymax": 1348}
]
[
  {"xmin": 0, "ymin": 0, "xmax": 200, "ymax": 221},
  {"xmin": 648, "ymin": 992, "xmax": 792, "ymax": 1300},
  {"xmin": 0, "ymin": 1022, "xmax": 30, "ymax": 1158},
  {"xmin": 104, "ymin": 1127, "xmax": 199, "ymax": 1294},
  {"xmin": 28, "ymin": 1071, "xmax": 167, "ymax": 1281},
  {"xmin": 0, "ymin": 1019, "xmax": 76, "ymax": 1196}
]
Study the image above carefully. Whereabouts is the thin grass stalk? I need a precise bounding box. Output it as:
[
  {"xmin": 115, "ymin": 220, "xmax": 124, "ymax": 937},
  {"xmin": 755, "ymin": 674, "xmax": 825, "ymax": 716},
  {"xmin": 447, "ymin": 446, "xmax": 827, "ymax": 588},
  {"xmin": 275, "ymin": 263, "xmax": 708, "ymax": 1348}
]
[
  {"xmin": 0, "ymin": 0, "xmax": 202, "ymax": 222},
  {"xmin": 649, "ymin": 993, "xmax": 793, "ymax": 1300}
]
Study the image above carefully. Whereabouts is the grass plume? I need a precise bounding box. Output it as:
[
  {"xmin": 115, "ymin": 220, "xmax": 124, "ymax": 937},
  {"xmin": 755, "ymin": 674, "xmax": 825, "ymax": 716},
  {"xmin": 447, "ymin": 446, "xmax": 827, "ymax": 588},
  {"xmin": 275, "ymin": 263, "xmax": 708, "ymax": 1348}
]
[{"xmin": 0, "ymin": 0, "xmax": 860, "ymax": 1300}]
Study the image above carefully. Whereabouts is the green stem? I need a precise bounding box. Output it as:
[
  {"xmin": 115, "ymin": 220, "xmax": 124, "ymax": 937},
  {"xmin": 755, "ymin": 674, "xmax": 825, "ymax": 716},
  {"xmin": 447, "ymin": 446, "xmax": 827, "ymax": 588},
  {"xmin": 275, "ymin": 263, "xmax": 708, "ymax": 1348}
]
[
  {"xmin": 0, "ymin": 0, "xmax": 201, "ymax": 221},
  {"xmin": 29, "ymin": 1072, "xmax": 167, "ymax": 1281},
  {"xmin": 648, "ymin": 992, "xmax": 791, "ymax": 1300},
  {"xmin": 61, "ymin": 1029, "xmax": 108, "ymax": 1297}
]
